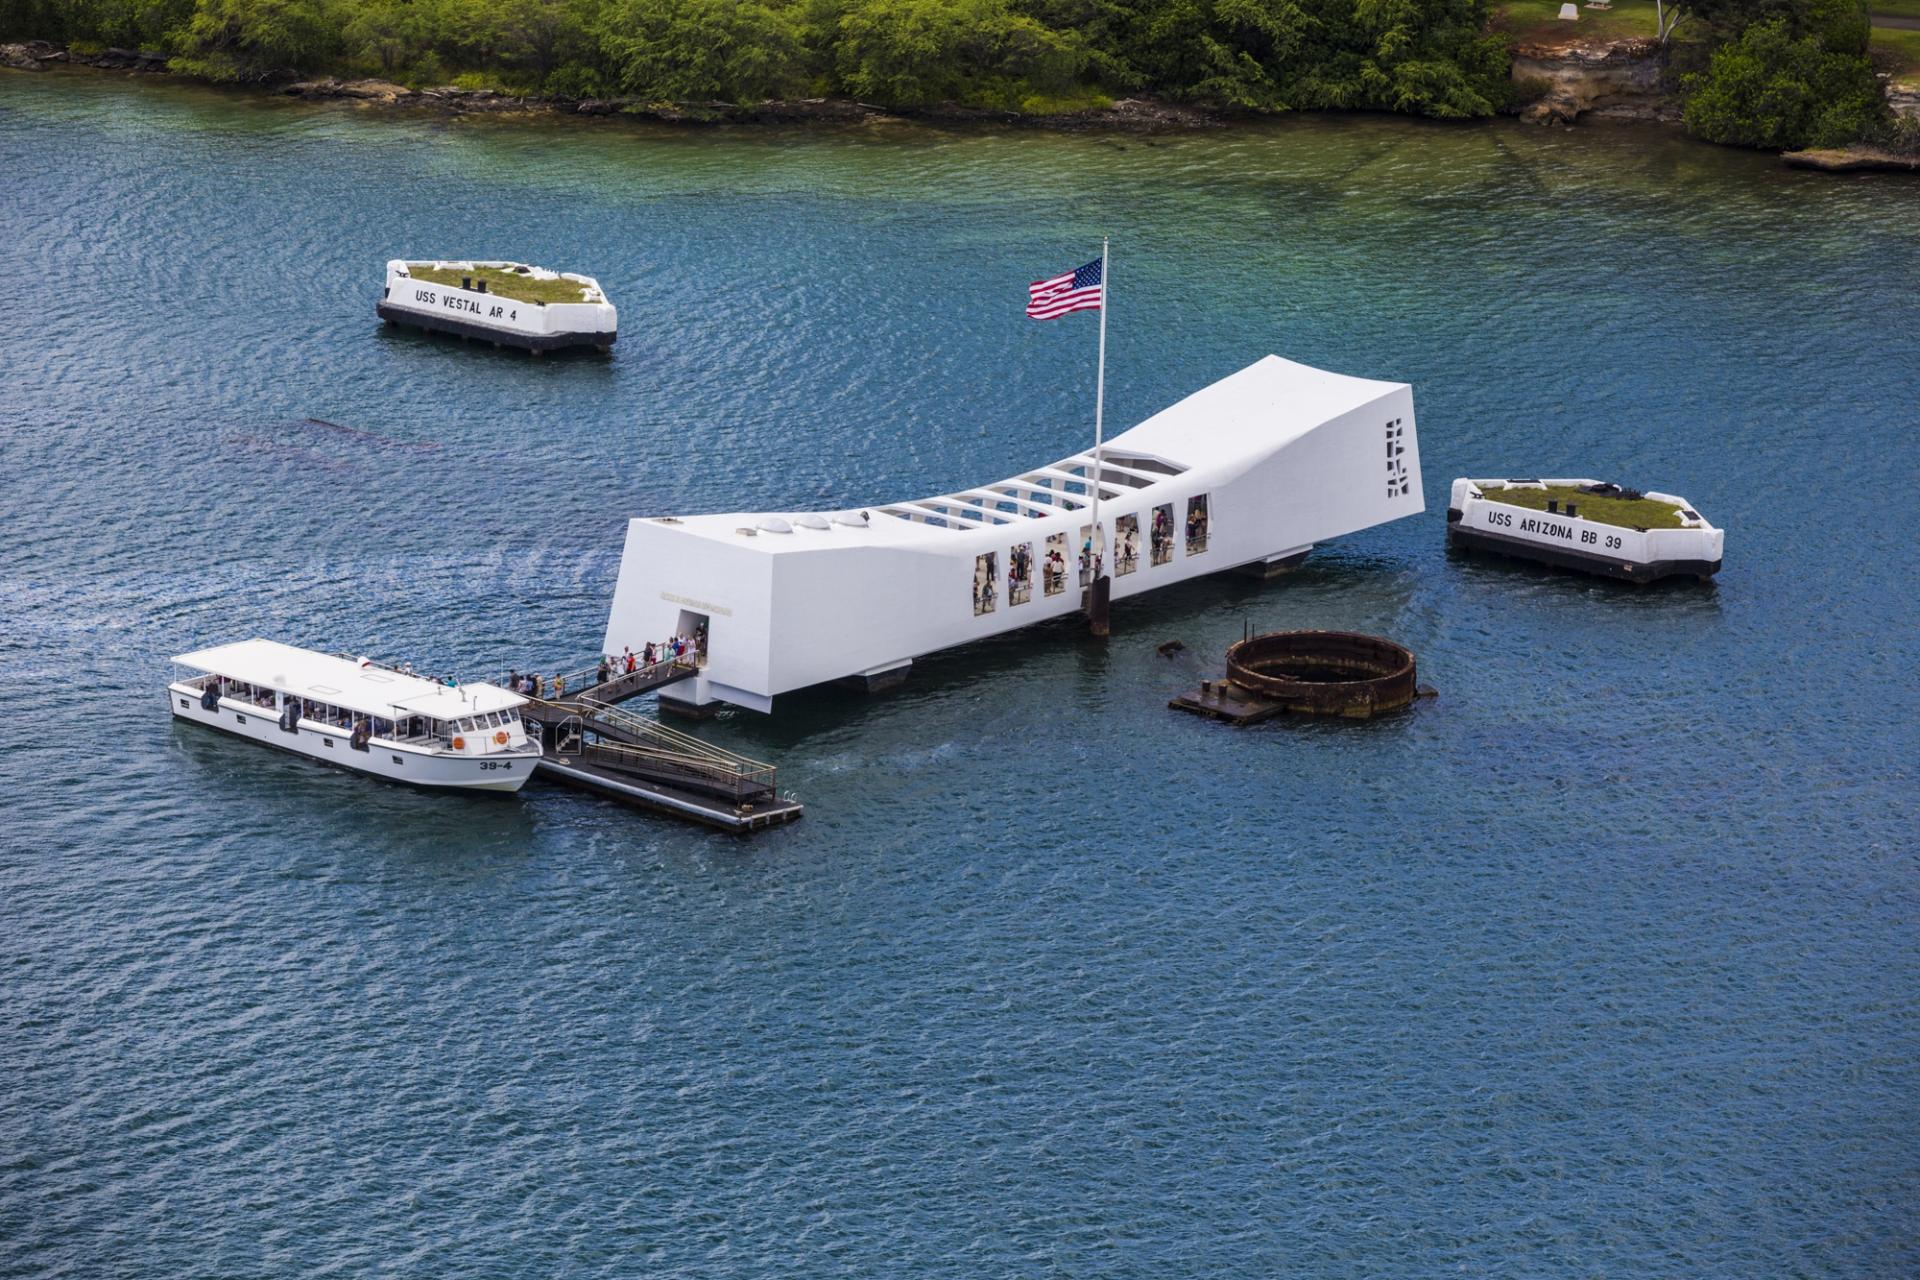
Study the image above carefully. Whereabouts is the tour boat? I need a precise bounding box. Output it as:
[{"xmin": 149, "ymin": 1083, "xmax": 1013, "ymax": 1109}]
[
  {"xmin": 376, "ymin": 258, "xmax": 617, "ymax": 352},
  {"xmin": 601, "ymin": 354, "xmax": 1425, "ymax": 714},
  {"xmin": 1447, "ymin": 477, "xmax": 1722, "ymax": 582},
  {"xmin": 168, "ymin": 639, "xmax": 542, "ymax": 791}
]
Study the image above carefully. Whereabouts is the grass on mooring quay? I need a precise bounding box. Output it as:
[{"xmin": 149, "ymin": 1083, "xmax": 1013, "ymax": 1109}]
[
  {"xmin": 1479, "ymin": 483, "xmax": 1688, "ymax": 529},
  {"xmin": 407, "ymin": 263, "xmax": 597, "ymax": 305}
]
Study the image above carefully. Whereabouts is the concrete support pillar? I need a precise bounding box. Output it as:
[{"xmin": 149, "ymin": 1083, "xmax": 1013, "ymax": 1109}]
[
  {"xmin": 1233, "ymin": 547, "xmax": 1313, "ymax": 581},
  {"xmin": 658, "ymin": 683, "xmax": 719, "ymax": 720},
  {"xmin": 836, "ymin": 660, "xmax": 912, "ymax": 694},
  {"xmin": 1088, "ymin": 575, "xmax": 1111, "ymax": 637}
]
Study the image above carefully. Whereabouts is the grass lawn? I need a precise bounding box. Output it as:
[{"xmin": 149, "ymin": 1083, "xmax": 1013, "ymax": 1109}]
[
  {"xmin": 1872, "ymin": 24, "xmax": 1920, "ymax": 87},
  {"xmin": 1868, "ymin": 0, "xmax": 1920, "ymax": 19},
  {"xmin": 407, "ymin": 263, "xmax": 595, "ymax": 306},
  {"xmin": 1477, "ymin": 483, "xmax": 1687, "ymax": 529},
  {"xmin": 1491, "ymin": 0, "xmax": 1663, "ymax": 42}
]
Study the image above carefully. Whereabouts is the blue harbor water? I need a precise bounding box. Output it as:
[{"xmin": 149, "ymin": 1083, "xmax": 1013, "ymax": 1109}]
[{"xmin": 2, "ymin": 71, "xmax": 1917, "ymax": 1277}]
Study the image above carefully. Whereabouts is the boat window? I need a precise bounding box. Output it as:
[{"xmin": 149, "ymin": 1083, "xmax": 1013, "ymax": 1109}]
[
  {"xmin": 1151, "ymin": 504, "xmax": 1174, "ymax": 565},
  {"xmin": 1115, "ymin": 513, "xmax": 1140, "ymax": 576}
]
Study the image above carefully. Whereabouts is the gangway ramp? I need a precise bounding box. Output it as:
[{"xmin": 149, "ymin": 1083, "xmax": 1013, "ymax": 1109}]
[{"xmin": 520, "ymin": 686, "xmax": 801, "ymax": 833}]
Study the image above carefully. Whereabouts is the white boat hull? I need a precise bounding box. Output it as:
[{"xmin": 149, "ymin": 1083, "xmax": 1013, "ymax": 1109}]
[{"xmin": 168, "ymin": 687, "xmax": 538, "ymax": 792}]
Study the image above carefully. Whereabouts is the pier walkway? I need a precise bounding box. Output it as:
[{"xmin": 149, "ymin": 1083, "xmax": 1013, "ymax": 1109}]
[{"xmin": 507, "ymin": 654, "xmax": 801, "ymax": 832}]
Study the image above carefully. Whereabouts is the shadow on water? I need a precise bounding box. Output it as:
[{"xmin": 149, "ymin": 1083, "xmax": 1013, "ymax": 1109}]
[
  {"xmin": 371, "ymin": 322, "xmax": 620, "ymax": 368},
  {"xmin": 168, "ymin": 717, "xmax": 539, "ymax": 836},
  {"xmin": 1446, "ymin": 543, "xmax": 1726, "ymax": 615},
  {"xmin": 692, "ymin": 553, "xmax": 1429, "ymax": 756}
]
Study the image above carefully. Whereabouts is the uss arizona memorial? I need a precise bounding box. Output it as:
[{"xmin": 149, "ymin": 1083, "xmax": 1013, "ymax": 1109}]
[{"xmin": 604, "ymin": 355, "xmax": 1422, "ymax": 714}]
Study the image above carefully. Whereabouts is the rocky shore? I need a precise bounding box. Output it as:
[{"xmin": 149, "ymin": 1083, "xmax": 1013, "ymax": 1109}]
[
  {"xmin": 1509, "ymin": 36, "xmax": 1675, "ymax": 127},
  {"xmin": 275, "ymin": 75, "xmax": 1222, "ymax": 130},
  {"xmin": 3, "ymin": 35, "xmax": 1913, "ymax": 167},
  {"xmin": 0, "ymin": 42, "xmax": 1217, "ymax": 132}
]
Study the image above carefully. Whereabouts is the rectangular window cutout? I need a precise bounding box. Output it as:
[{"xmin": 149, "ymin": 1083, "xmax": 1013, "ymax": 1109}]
[
  {"xmin": 1078, "ymin": 522, "xmax": 1105, "ymax": 584},
  {"xmin": 1044, "ymin": 532, "xmax": 1067, "ymax": 596},
  {"xmin": 1151, "ymin": 503, "xmax": 1174, "ymax": 565},
  {"xmin": 236, "ymin": 714, "xmax": 247, "ymax": 725},
  {"xmin": 1008, "ymin": 542, "xmax": 1033, "ymax": 606},
  {"xmin": 973, "ymin": 552, "xmax": 998, "ymax": 615},
  {"xmin": 1186, "ymin": 495, "xmax": 1210, "ymax": 555},
  {"xmin": 1115, "ymin": 513, "xmax": 1140, "ymax": 576}
]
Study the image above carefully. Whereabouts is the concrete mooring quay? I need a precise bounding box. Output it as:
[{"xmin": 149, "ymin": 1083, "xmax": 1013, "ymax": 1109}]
[{"xmin": 514, "ymin": 658, "xmax": 802, "ymax": 832}]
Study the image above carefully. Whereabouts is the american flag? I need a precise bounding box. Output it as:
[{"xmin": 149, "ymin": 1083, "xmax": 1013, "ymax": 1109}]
[{"xmin": 1027, "ymin": 258, "xmax": 1103, "ymax": 320}]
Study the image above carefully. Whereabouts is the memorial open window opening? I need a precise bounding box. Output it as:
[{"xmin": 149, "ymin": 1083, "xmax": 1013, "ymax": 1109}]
[
  {"xmin": 1186, "ymin": 495, "xmax": 1210, "ymax": 555},
  {"xmin": 1115, "ymin": 514, "xmax": 1140, "ymax": 576},
  {"xmin": 1008, "ymin": 542, "xmax": 1033, "ymax": 606},
  {"xmin": 973, "ymin": 552, "xmax": 998, "ymax": 615},
  {"xmin": 1044, "ymin": 532, "xmax": 1067, "ymax": 596},
  {"xmin": 1151, "ymin": 503, "xmax": 1174, "ymax": 566}
]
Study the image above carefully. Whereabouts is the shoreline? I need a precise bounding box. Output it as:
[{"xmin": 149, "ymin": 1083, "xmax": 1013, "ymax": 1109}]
[{"xmin": 4, "ymin": 37, "xmax": 1916, "ymax": 171}]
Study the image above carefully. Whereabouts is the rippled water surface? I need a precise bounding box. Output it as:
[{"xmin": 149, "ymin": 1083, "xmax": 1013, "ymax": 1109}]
[{"xmin": 2, "ymin": 71, "xmax": 1917, "ymax": 1278}]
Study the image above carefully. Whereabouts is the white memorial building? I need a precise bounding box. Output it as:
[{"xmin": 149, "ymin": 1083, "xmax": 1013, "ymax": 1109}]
[{"xmin": 603, "ymin": 354, "xmax": 1423, "ymax": 714}]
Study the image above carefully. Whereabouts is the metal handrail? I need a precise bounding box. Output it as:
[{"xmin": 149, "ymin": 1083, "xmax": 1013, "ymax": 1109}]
[
  {"xmin": 575, "ymin": 695, "xmax": 770, "ymax": 772},
  {"xmin": 498, "ymin": 644, "xmax": 705, "ymax": 699}
]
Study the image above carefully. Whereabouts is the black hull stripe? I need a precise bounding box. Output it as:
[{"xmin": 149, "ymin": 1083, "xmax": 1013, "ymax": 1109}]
[
  {"xmin": 1447, "ymin": 522, "xmax": 1720, "ymax": 583},
  {"xmin": 375, "ymin": 302, "xmax": 616, "ymax": 351}
]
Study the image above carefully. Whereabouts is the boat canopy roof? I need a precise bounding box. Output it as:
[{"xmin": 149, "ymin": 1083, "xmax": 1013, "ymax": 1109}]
[{"xmin": 172, "ymin": 639, "xmax": 524, "ymax": 720}]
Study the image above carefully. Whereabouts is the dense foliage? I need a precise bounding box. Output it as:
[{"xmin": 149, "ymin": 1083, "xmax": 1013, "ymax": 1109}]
[
  {"xmin": 0, "ymin": 0, "xmax": 1516, "ymax": 115},
  {"xmin": 1679, "ymin": 0, "xmax": 1889, "ymax": 149}
]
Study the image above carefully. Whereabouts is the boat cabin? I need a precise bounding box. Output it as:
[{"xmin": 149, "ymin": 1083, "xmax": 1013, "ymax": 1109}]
[{"xmin": 170, "ymin": 640, "xmax": 531, "ymax": 757}]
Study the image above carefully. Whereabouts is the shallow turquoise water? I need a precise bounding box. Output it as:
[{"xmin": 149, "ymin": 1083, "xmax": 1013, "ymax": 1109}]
[{"xmin": 1, "ymin": 72, "xmax": 1917, "ymax": 1277}]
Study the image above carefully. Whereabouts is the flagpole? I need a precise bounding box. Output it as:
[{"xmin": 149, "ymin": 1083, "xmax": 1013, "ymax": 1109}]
[{"xmin": 1088, "ymin": 237, "xmax": 1111, "ymax": 636}]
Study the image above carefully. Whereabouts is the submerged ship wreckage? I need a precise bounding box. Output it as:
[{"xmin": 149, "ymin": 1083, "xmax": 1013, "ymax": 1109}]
[{"xmin": 602, "ymin": 355, "xmax": 1426, "ymax": 715}]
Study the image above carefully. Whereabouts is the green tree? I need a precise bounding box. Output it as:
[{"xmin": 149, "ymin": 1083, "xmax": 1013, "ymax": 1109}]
[
  {"xmin": 1681, "ymin": 13, "xmax": 1887, "ymax": 148},
  {"xmin": 341, "ymin": 0, "xmax": 426, "ymax": 74},
  {"xmin": 597, "ymin": 0, "xmax": 810, "ymax": 100},
  {"xmin": 834, "ymin": 0, "xmax": 1082, "ymax": 107},
  {"xmin": 173, "ymin": 0, "xmax": 343, "ymax": 76}
]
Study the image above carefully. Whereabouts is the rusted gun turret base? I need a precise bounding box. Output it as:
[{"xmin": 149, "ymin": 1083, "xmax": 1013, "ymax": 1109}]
[{"xmin": 1170, "ymin": 630, "xmax": 1430, "ymax": 723}]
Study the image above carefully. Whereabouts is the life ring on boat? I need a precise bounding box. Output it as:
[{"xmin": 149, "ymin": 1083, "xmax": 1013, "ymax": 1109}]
[
  {"xmin": 493, "ymin": 730, "xmax": 508, "ymax": 746},
  {"xmin": 452, "ymin": 736, "xmax": 466, "ymax": 750}
]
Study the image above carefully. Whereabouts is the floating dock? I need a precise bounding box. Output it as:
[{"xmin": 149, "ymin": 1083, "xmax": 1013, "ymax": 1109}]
[{"xmin": 514, "ymin": 658, "xmax": 801, "ymax": 832}]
